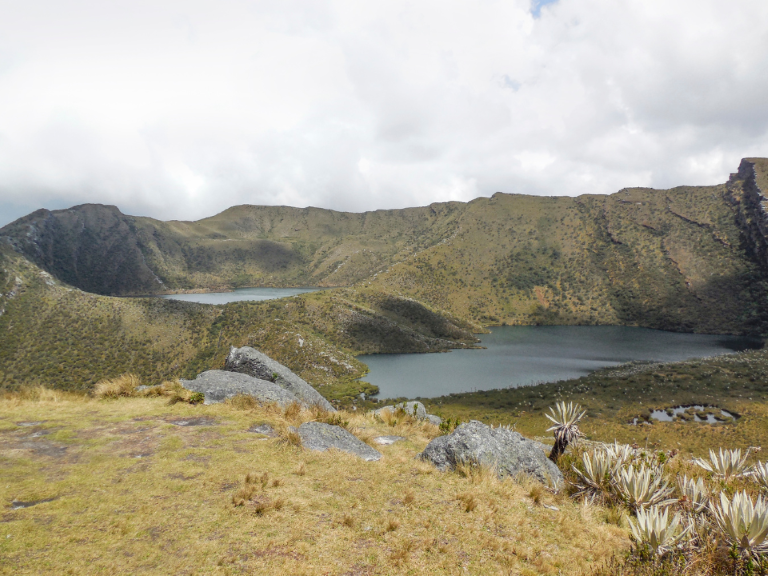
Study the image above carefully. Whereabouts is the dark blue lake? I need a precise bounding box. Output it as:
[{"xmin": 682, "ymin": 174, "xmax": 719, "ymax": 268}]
[{"xmin": 359, "ymin": 325, "xmax": 763, "ymax": 399}]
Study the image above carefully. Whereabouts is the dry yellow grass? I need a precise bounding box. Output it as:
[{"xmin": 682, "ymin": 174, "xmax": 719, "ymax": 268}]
[
  {"xmin": 92, "ymin": 373, "xmax": 142, "ymax": 398},
  {"xmin": 0, "ymin": 390, "xmax": 630, "ymax": 575}
]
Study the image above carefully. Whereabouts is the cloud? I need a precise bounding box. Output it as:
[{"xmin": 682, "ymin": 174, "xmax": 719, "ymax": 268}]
[{"xmin": 0, "ymin": 0, "xmax": 767, "ymax": 226}]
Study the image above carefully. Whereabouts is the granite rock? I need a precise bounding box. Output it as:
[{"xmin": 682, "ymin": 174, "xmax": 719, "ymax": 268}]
[
  {"xmin": 418, "ymin": 420, "xmax": 563, "ymax": 487},
  {"xmin": 181, "ymin": 370, "xmax": 300, "ymax": 406},
  {"xmin": 225, "ymin": 346, "xmax": 334, "ymax": 411},
  {"xmin": 298, "ymin": 422, "xmax": 382, "ymax": 461}
]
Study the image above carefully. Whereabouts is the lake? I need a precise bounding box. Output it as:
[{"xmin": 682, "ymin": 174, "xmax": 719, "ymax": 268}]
[
  {"xmin": 359, "ymin": 325, "xmax": 763, "ymax": 399},
  {"xmin": 159, "ymin": 287, "xmax": 323, "ymax": 304}
]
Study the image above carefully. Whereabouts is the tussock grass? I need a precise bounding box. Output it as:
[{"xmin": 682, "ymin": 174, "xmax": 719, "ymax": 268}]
[
  {"xmin": 0, "ymin": 384, "xmax": 82, "ymax": 403},
  {"xmin": 0, "ymin": 392, "xmax": 628, "ymax": 575},
  {"xmin": 93, "ymin": 374, "xmax": 142, "ymax": 398}
]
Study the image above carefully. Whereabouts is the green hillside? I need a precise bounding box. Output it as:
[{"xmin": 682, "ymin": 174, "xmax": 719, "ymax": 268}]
[
  {"xmin": 2, "ymin": 157, "xmax": 768, "ymax": 399},
  {"xmin": 3, "ymin": 158, "xmax": 768, "ymax": 336},
  {"xmin": 0, "ymin": 248, "xmax": 477, "ymax": 398}
]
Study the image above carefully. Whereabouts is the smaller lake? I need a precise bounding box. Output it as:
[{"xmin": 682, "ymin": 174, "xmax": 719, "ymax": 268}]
[
  {"xmin": 159, "ymin": 287, "xmax": 323, "ymax": 305},
  {"xmin": 359, "ymin": 326, "xmax": 764, "ymax": 399}
]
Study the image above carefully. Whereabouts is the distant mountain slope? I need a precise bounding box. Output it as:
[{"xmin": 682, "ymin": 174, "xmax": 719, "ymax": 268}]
[
  {"xmin": 2, "ymin": 158, "xmax": 768, "ymax": 334},
  {"xmin": 0, "ymin": 248, "xmax": 477, "ymax": 394}
]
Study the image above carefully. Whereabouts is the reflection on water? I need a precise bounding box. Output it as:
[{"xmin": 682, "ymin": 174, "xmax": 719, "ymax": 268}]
[
  {"xmin": 360, "ymin": 325, "xmax": 763, "ymax": 399},
  {"xmin": 158, "ymin": 287, "xmax": 323, "ymax": 304}
]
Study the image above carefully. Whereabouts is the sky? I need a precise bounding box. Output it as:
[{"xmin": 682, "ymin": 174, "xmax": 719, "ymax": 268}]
[{"xmin": 1, "ymin": 0, "xmax": 767, "ymax": 227}]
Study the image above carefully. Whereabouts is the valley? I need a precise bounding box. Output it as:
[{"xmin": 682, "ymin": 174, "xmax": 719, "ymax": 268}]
[{"xmin": 1, "ymin": 157, "xmax": 768, "ymax": 449}]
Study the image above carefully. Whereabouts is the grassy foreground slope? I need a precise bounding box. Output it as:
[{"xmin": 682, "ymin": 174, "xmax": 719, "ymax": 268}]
[
  {"xmin": 3, "ymin": 158, "xmax": 768, "ymax": 335},
  {"xmin": 0, "ymin": 249, "xmax": 477, "ymax": 398},
  {"xmin": 0, "ymin": 392, "xmax": 627, "ymax": 576}
]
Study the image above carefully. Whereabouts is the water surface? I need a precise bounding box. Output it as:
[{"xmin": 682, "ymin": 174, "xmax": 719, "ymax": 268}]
[
  {"xmin": 360, "ymin": 326, "xmax": 763, "ymax": 399},
  {"xmin": 159, "ymin": 287, "xmax": 322, "ymax": 304}
]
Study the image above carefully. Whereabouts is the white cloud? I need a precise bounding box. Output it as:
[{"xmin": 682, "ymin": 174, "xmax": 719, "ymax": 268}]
[{"xmin": 0, "ymin": 0, "xmax": 767, "ymax": 226}]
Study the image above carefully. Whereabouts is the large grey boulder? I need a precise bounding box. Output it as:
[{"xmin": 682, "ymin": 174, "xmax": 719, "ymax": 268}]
[
  {"xmin": 180, "ymin": 370, "xmax": 299, "ymax": 406},
  {"xmin": 418, "ymin": 420, "xmax": 563, "ymax": 488},
  {"xmin": 225, "ymin": 346, "xmax": 335, "ymax": 412},
  {"xmin": 298, "ymin": 422, "xmax": 382, "ymax": 461}
]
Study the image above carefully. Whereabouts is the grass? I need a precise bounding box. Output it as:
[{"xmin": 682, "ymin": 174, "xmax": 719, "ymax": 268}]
[{"xmin": 0, "ymin": 391, "xmax": 628, "ymax": 575}]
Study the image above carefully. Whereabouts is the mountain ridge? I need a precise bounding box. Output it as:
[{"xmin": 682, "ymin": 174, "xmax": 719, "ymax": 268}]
[{"xmin": 3, "ymin": 157, "xmax": 768, "ymax": 335}]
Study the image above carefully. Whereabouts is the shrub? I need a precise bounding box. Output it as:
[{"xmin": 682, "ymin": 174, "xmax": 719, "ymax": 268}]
[
  {"xmin": 628, "ymin": 506, "xmax": 690, "ymax": 557},
  {"xmin": 546, "ymin": 401, "xmax": 586, "ymax": 461},
  {"xmin": 710, "ymin": 491, "xmax": 768, "ymax": 558},
  {"xmin": 677, "ymin": 476, "xmax": 709, "ymax": 515},
  {"xmin": 614, "ymin": 464, "xmax": 676, "ymax": 511},
  {"xmin": 93, "ymin": 374, "xmax": 141, "ymax": 399},
  {"xmin": 693, "ymin": 448, "xmax": 750, "ymax": 481}
]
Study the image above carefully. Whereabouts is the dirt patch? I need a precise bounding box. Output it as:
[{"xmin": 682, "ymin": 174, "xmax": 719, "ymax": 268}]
[
  {"xmin": 182, "ymin": 454, "xmax": 210, "ymax": 463},
  {"xmin": 12, "ymin": 440, "xmax": 68, "ymax": 458},
  {"xmin": 16, "ymin": 421, "xmax": 45, "ymax": 427},
  {"xmin": 167, "ymin": 417, "xmax": 217, "ymax": 427},
  {"xmin": 167, "ymin": 472, "xmax": 204, "ymax": 481}
]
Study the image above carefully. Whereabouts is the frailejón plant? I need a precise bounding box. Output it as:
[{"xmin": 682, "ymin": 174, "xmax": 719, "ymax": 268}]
[
  {"xmin": 710, "ymin": 491, "xmax": 768, "ymax": 557},
  {"xmin": 546, "ymin": 401, "xmax": 586, "ymax": 462},
  {"xmin": 573, "ymin": 448, "xmax": 620, "ymax": 499},
  {"xmin": 693, "ymin": 448, "xmax": 749, "ymax": 481},
  {"xmin": 677, "ymin": 475, "xmax": 709, "ymax": 514},
  {"xmin": 614, "ymin": 464, "xmax": 676, "ymax": 511},
  {"xmin": 629, "ymin": 506, "xmax": 690, "ymax": 556},
  {"xmin": 752, "ymin": 461, "xmax": 768, "ymax": 492}
]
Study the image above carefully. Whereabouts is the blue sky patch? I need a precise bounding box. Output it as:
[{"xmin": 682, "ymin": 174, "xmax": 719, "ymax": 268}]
[{"xmin": 531, "ymin": 0, "xmax": 559, "ymax": 18}]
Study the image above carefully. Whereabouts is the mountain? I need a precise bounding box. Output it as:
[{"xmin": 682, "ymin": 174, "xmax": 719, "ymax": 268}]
[
  {"xmin": 0, "ymin": 247, "xmax": 478, "ymax": 394},
  {"xmin": 3, "ymin": 158, "xmax": 768, "ymax": 335}
]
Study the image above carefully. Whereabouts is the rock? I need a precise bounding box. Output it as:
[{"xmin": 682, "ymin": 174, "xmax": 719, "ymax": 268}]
[
  {"xmin": 298, "ymin": 422, "xmax": 382, "ymax": 461},
  {"xmin": 225, "ymin": 346, "xmax": 335, "ymax": 412},
  {"xmin": 247, "ymin": 423, "xmax": 277, "ymax": 437},
  {"xmin": 375, "ymin": 401, "xmax": 444, "ymax": 426},
  {"xmin": 168, "ymin": 417, "xmax": 217, "ymax": 427},
  {"xmin": 180, "ymin": 370, "xmax": 300, "ymax": 406},
  {"xmin": 373, "ymin": 435, "xmax": 406, "ymax": 445},
  {"xmin": 375, "ymin": 401, "xmax": 427, "ymax": 419},
  {"xmin": 426, "ymin": 414, "xmax": 443, "ymax": 426},
  {"xmin": 418, "ymin": 420, "xmax": 563, "ymax": 488}
]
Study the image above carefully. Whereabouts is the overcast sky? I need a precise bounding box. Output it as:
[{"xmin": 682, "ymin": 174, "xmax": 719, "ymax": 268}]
[{"xmin": 1, "ymin": 0, "xmax": 767, "ymax": 227}]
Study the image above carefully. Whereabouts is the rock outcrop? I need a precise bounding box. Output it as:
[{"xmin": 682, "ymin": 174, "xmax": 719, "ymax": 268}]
[
  {"xmin": 418, "ymin": 420, "xmax": 563, "ymax": 487},
  {"xmin": 225, "ymin": 346, "xmax": 335, "ymax": 412},
  {"xmin": 298, "ymin": 422, "xmax": 382, "ymax": 461},
  {"xmin": 374, "ymin": 401, "xmax": 442, "ymax": 425},
  {"xmin": 180, "ymin": 370, "xmax": 300, "ymax": 406}
]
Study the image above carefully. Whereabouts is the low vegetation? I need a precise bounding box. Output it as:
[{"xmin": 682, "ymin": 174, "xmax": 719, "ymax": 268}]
[
  {"xmin": 0, "ymin": 248, "xmax": 476, "ymax": 401},
  {"xmin": 1, "ymin": 390, "xmax": 628, "ymax": 575}
]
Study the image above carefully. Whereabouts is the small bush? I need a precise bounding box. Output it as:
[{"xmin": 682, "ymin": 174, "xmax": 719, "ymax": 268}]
[
  {"xmin": 457, "ymin": 492, "xmax": 478, "ymax": 512},
  {"xmin": 321, "ymin": 413, "xmax": 351, "ymax": 429},
  {"xmin": 94, "ymin": 374, "xmax": 141, "ymax": 399},
  {"xmin": 439, "ymin": 417, "xmax": 462, "ymax": 434},
  {"xmin": 227, "ymin": 394, "xmax": 259, "ymax": 410}
]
